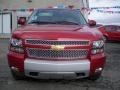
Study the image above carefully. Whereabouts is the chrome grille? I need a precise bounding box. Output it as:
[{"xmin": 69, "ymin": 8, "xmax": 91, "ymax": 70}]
[
  {"xmin": 26, "ymin": 39, "xmax": 89, "ymax": 46},
  {"xmin": 27, "ymin": 48, "xmax": 88, "ymax": 59}
]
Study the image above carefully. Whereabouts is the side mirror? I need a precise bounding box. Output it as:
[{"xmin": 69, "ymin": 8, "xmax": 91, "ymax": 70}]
[
  {"xmin": 88, "ymin": 20, "xmax": 96, "ymax": 26},
  {"xmin": 17, "ymin": 17, "xmax": 26, "ymax": 25}
]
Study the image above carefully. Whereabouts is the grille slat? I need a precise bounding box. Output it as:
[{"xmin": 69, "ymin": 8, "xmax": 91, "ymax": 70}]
[
  {"xmin": 27, "ymin": 48, "xmax": 88, "ymax": 59},
  {"xmin": 26, "ymin": 39, "xmax": 89, "ymax": 46}
]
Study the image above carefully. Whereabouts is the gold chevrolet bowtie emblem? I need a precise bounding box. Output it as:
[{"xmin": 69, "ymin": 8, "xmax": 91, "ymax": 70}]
[{"xmin": 51, "ymin": 45, "xmax": 65, "ymax": 51}]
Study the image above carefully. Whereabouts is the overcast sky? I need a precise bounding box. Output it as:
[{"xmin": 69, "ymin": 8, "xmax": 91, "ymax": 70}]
[{"xmin": 88, "ymin": 0, "xmax": 120, "ymax": 25}]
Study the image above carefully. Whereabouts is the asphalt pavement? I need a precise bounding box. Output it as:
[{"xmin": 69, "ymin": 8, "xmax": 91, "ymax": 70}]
[{"xmin": 0, "ymin": 39, "xmax": 120, "ymax": 90}]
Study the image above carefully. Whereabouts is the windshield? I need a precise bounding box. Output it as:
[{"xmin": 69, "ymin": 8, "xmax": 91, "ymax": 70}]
[{"xmin": 27, "ymin": 9, "xmax": 87, "ymax": 25}]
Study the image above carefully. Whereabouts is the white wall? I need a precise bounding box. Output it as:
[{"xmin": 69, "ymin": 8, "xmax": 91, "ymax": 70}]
[
  {"xmin": 0, "ymin": 0, "xmax": 88, "ymax": 32},
  {"xmin": 0, "ymin": 13, "xmax": 11, "ymax": 34},
  {"xmin": 0, "ymin": 14, "xmax": 2, "ymax": 33},
  {"xmin": 2, "ymin": 14, "xmax": 11, "ymax": 33},
  {"xmin": 0, "ymin": 0, "xmax": 84, "ymax": 9}
]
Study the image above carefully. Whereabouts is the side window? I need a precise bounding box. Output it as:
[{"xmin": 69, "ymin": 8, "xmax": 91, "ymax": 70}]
[
  {"xmin": 116, "ymin": 26, "xmax": 120, "ymax": 32},
  {"xmin": 31, "ymin": 15, "xmax": 37, "ymax": 21},
  {"xmin": 105, "ymin": 26, "xmax": 117, "ymax": 32}
]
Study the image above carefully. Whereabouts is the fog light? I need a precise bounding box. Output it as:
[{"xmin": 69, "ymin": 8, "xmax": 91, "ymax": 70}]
[
  {"xmin": 11, "ymin": 66, "xmax": 19, "ymax": 72},
  {"xmin": 95, "ymin": 68, "xmax": 103, "ymax": 73}
]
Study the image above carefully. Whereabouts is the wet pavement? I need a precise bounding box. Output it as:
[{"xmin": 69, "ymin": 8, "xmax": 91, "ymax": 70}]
[{"xmin": 0, "ymin": 39, "xmax": 120, "ymax": 90}]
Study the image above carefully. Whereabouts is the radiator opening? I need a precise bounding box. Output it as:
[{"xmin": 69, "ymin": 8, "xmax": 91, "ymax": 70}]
[
  {"xmin": 76, "ymin": 73, "xmax": 85, "ymax": 77},
  {"xmin": 29, "ymin": 72, "xmax": 39, "ymax": 76}
]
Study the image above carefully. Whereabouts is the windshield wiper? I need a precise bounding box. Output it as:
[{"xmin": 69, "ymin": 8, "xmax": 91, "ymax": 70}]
[
  {"xmin": 55, "ymin": 21, "xmax": 80, "ymax": 25},
  {"xmin": 28, "ymin": 21, "xmax": 57, "ymax": 24},
  {"xmin": 28, "ymin": 20, "xmax": 80, "ymax": 25}
]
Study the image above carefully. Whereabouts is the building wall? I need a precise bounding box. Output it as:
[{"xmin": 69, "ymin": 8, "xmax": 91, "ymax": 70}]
[
  {"xmin": 0, "ymin": 0, "xmax": 85, "ymax": 9},
  {"xmin": 0, "ymin": 0, "xmax": 89, "ymax": 33}
]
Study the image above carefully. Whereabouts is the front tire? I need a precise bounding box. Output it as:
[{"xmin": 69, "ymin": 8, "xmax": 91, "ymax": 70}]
[
  {"xmin": 89, "ymin": 73, "xmax": 101, "ymax": 81},
  {"xmin": 11, "ymin": 70, "xmax": 26, "ymax": 80}
]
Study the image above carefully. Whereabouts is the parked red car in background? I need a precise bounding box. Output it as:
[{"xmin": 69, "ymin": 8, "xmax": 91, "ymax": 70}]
[{"xmin": 98, "ymin": 25, "xmax": 120, "ymax": 42}]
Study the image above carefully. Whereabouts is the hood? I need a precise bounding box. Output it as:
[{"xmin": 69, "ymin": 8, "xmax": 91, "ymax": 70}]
[{"xmin": 12, "ymin": 25, "xmax": 102, "ymax": 41}]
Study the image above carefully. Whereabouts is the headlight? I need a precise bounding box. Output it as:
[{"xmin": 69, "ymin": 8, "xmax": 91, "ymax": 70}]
[
  {"xmin": 92, "ymin": 40, "xmax": 104, "ymax": 54},
  {"xmin": 10, "ymin": 38, "xmax": 24, "ymax": 53},
  {"xmin": 93, "ymin": 40, "xmax": 104, "ymax": 48},
  {"xmin": 11, "ymin": 38, "xmax": 22, "ymax": 47}
]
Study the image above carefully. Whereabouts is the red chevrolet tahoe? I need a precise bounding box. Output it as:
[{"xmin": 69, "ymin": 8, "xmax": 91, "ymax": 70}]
[{"xmin": 7, "ymin": 9, "xmax": 106, "ymax": 80}]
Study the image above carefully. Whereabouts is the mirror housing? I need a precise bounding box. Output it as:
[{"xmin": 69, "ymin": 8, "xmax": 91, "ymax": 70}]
[
  {"xmin": 17, "ymin": 17, "xmax": 26, "ymax": 25},
  {"xmin": 88, "ymin": 20, "xmax": 96, "ymax": 26}
]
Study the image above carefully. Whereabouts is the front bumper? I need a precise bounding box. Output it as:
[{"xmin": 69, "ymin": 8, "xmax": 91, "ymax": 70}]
[
  {"xmin": 8, "ymin": 51, "xmax": 106, "ymax": 79},
  {"xmin": 24, "ymin": 59, "xmax": 90, "ymax": 79}
]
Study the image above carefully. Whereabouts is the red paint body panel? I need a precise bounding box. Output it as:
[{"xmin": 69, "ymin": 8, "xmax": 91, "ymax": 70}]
[
  {"xmin": 90, "ymin": 53, "xmax": 106, "ymax": 75},
  {"xmin": 7, "ymin": 51, "xmax": 25, "ymax": 73},
  {"xmin": 12, "ymin": 25, "xmax": 102, "ymax": 40}
]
